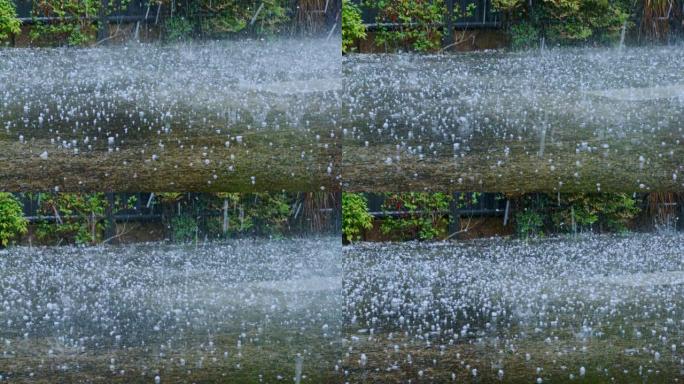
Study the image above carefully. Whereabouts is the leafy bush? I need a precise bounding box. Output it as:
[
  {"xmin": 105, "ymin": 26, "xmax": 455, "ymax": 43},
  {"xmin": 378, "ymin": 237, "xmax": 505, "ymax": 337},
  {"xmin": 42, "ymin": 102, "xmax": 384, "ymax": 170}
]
[
  {"xmin": 161, "ymin": 193, "xmax": 292, "ymax": 241},
  {"xmin": 380, "ymin": 192, "xmax": 451, "ymax": 241},
  {"xmin": 0, "ymin": 193, "xmax": 28, "ymax": 247},
  {"xmin": 513, "ymin": 192, "xmax": 640, "ymax": 238},
  {"xmin": 515, "ymin": 210, "xmax": 545, "ymax": 238},
  {"xmin": 513, "ymin": 193, "xmax": 551, "ymax": 238},
  {"xmin": 164, "ymin": 16, "xmax": 193, "ymax": 41},
  {"xmin": 365, "ymin": 0, "xmax": 446, "ymax": 52},
  {"xmin": 542, "ymin": 0, "xmax": 629, "ymax": 44},
  {"xmin": 170, "ymin": 214, "xmax": 198, "ymax": 242},
  {"xmin": 0, "ymin": 0, "xmax": 20, "ymax": 42},
  {"xmin": 493, "ymin": 0, "xmax": 631, "ymax": 47},
  {"xmin": 196, "ymin": 0, "xmax": 289, "ymax": 37},
  {"xmin": 510, "ymin": 22, "xmax": 539, "ymax": 49},
  {"xmin": 35, "ymin": 193, "xmax": 107, "ymax": 245},
  {"xmin": 551, "ymin": 193, "xmax": 640, "ymax": 233},
  {"xmin": 342, "ymin": 0, "xmax": 366, "ymax": 53},
  {"xmin": 342, "ymin": 193, "xmax": 372, "ymax": 243},
  {"xmin": 30, "ymin": 0, "xmax": 129, "ymax": 45}
]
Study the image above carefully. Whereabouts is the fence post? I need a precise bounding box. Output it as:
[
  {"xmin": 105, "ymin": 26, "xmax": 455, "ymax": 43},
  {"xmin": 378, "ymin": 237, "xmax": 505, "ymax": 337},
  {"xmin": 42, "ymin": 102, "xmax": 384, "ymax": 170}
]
[
  {"xmin": 105, "ymin": 192, "xmax": 116, "ymax": 242},
  {"xmin": 443, "ymin": 0, "xmax": 455, "ymax": 48},
  {"xmin": 448, "ymin": 192, "xmax": 460, "ymax": 239},
  {"xmin": 222, "ymin": 198, "xmax": 229, "ymax": 237},
  {"xmin": 97, "ymin": 0, "xmax": 109, "ymax": 43}
]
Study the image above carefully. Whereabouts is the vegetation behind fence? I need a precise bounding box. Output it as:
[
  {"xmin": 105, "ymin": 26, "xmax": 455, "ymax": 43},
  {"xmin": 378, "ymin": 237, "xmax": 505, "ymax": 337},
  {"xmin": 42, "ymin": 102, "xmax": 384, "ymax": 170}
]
[
  {"xmin": 343, "ymin": 0, "xmax": 683, "ymax": 52},
  {"xmin": 342, "ymin": 192, "xmax": 684, "ymax": 243},
  {"xmin": 2, "ymin": 0, "xmax": 340, "ymax": 45},
  {"xmin": 0, "ymin": 192, "xmax": 340, "ymax": 247}
]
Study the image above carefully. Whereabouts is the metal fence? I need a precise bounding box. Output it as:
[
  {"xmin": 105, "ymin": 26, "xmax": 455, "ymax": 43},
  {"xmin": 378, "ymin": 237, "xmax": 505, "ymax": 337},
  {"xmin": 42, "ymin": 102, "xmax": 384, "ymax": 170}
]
[
  {"xmin": 13, "ymin": 0, "xmax": 339, "ymax": 35},
  {"xmin": 15, "ymin": 0, "xmax": 153, "ymax": 22},
  {"xmin": 15, "ymin": 192, "xmax": 341, "ymax": 238},
  {"xmin": 355, "ymin": 0, "xmax": 500, "ymax": 30}
]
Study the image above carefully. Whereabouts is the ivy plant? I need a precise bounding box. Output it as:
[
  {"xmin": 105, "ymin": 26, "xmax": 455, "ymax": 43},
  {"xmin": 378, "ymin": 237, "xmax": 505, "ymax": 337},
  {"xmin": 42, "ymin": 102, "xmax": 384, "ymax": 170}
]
[
  {"xmin": 371, "ymin": 0, "xmax": 445, "ymax": 52},
  {"xmin": 380, "ymin": 192, "xmax": 451, "ymax": 241},
  {"xmin": 342, "ymin": 193, "xmax": 372, "ymax": 243},
  {"xmin": 0, "ymin": 0, "xmax": 20, "ymax": 42},
  {"xmin": 342, "ymin": 0, "xmax": 366, "ymax": 53},
  {"xmin": 0, "ymin": 193, "xmax": 28, "ymax": 247}
]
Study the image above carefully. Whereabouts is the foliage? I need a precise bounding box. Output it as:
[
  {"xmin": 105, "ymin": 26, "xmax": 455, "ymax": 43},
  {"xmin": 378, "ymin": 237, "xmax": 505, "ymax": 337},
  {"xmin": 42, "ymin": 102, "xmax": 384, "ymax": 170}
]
[
  {"xmin": 35, "ymin": 193, "xmax": 107, "ymax": 244},
  {"xmin": 543, "ymin": 0, "xmax": 630, "ymax": 44},
  {"xmin": 509, "ymin": 21, "xmax": 539, "ymax": 49},
  {"xmin": 34, "ymin": 193, "xmax": 136, "ymax": 245},
  {"xmin": 494, "ymin": 0, "xmax": 631, "ymax": 47},
  {"xmin": 342, "ymin": 0, "xmax": 366, "ymax": 53},
  {"xmin": 342, "ymin": 193, "xmax": 372, "ymax": 243},
  {"xmin": 170, "ymin": 214, "xmax": 198, "ymax": 242},
  {"xmin": 364, "ymin": 0, "xmax": 447, "ymax": 52},
  {"xmin": 491, "ymin": 0, "xmax": 523, "ymax": 11},
  {"xmin": 380, "ymin": 192, "xmax": 451, "ymax": 240},
  {"xmin": 513, "ymin": 193, "xmax": 551, "ymax": 238},
  {"xmin": 195, "ymin": 0, "xmax": 289, "ymax": 37},
  {"xmin": 164, "ymin": 16, "xmax": 193, "ymax": 41},
  {"xmin": 239, "ymin": 193, "xmax": 291, "ymax": 237},
  {"xmin": 515, "ymin": 210, "xmax": 545, "ymax": 238},
  {"xmin": 0, "ymin": 193, "xmax": 28, "ymax": 247},
  {"xmin": 551, "ymin": 193, "xmax": 640, "ymax": 233},
  {"xmin": 30, "ymin": 0, "xmax": 129, "ymax": 45},
  {"xmin": 160, "ymin": 193, "xmax": 292, "ymax": 242},
  {"xmin": 513, "ymin": 192, "xmax": 640, "ymax": 238},
  {"xmin": 0, "ymin": 0, "xmax": 20, "ymax": 42}
]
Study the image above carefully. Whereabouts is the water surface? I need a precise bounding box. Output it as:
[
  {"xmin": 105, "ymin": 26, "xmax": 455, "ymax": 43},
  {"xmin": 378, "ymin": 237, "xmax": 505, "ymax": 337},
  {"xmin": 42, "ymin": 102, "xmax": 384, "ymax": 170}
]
[
  {"xmin": 0, "ymin": 238, "xmax": 342, "ymax": 383},
  {"xmin": 343, "ymin": 233, "xmax": 684, "ymax": 382},
  {"xmin": 343, "ymin": 46, "xmax": 684, "ymax": 192},
  {"xmin": 0, "ymin": 39, "xmax": 341, "ymax": 191}
]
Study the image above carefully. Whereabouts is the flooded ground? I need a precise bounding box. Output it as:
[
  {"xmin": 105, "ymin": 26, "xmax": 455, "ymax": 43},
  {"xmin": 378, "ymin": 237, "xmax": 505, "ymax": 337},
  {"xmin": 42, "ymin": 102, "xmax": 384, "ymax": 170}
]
[
  {"xmin": 343, "ymin": 233, "xmax": 684, "ymax": 382},
  {"xmin": 342, "ymin": 46, "xmax": 684, "ymax": 192},
  {"xmin": 0, "ymin": 39, "xmax": 341, "ymax": 191},
  {"xmin": 0, "ymin": 238, "xmax": 342, "ymax": 383}
]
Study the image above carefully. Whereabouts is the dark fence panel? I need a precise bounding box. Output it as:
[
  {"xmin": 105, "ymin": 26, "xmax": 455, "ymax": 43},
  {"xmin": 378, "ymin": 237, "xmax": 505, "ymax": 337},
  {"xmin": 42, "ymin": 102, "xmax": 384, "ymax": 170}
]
[
  {"xmin": 15, "ymin": 0, "xmax": 151, "ymax": 20},
  {"xmin": 15, "ymin": 192, "xmax": 339, "ymax": 236},
  {"xmin": 355, "ymin": 0, "xmax": 500, "ymax": 29},
  {"xmin": 14, "ymin": 0, "xmax": 339, "ymax": 31},
  {"xmin": 364, "ymin": 192, "xmax": 507, "ymax": 217}
]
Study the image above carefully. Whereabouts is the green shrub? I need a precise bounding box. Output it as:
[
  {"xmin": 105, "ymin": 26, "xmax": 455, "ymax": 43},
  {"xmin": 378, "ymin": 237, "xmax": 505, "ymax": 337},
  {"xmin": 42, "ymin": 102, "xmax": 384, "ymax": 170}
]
[
  {"xmin": 197, "ymin": 0, "xmax": 289, "ymax": 37},
  {"xmin": 30, "ymin": 0, "xmax": 129, "ymax": 46},
  {"xmin": 542, "ymin": 0, "xmax": 630, "ymax": 45},
  {"xmin": 365, "ymin": 0, "xmax": 447, "ymax": 52},
  {"xmin": 0, "ymin": 0, "xmax": 20, "ymax": 42},
  {"xmin": 380, "ymin": 192, "xmax": 451, "ymax": 241},
  {"xmin": 0, "ymin": 193, "xmax": 28, "ymax": 247},
  {"xmin": 510, "ymin": 22, "xmax": 539, "ymax": 50},
  {"xmin": 515, "ymin": 210, "xmax": 545, "ymax": 238},
  {"xmin": 513, "ymin": 192, "xmax": 640, "ymax": 238},
  {"xmin": 35, "ymin": 193, "xmax": 107, "ymax": 245},
  {"xmin": 513, "ymin": 193, "xmax": 552, "ymax": 238},
  {"xmin": 342, "ymin": 0, "xmax": 366, "ymax": 53},
  {"xmin": 160, "ymin": 193, "xmax": 292, "ymax": 240},
  {"xmin": 164, "ymin": 16, "xmax": 193, "ymax": 41},
  {"xmin": 342, "ymin": 193, "xmax": 372, "ymax": 243},
  {"xmin": 494, "ymin": 0, "xmax": 631, "ymax": 47},
  {"xmin": 551, "ymin": 193, "xmax": 640, "ymax": 233},
  {"xmin": 170, "ymin": 214, "xmax": 198, "ymax": 242}
]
